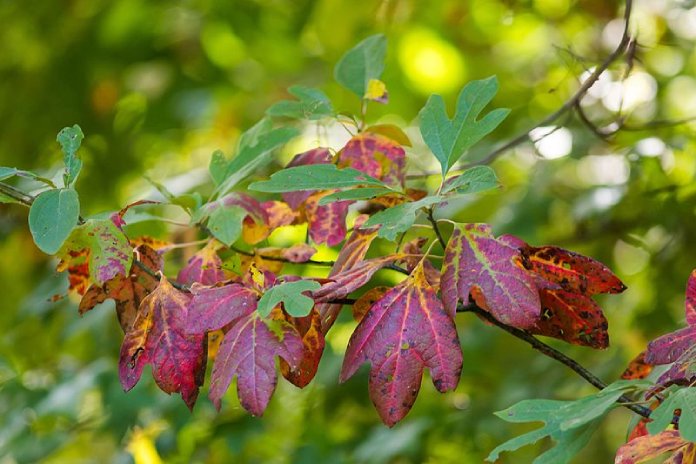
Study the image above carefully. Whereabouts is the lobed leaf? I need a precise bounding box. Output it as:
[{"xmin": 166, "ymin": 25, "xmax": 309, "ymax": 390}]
[
  {"xmin": 29, "ymin": 188, "xmax": 80, "ymax": 255},
  {"xmin": 257, "ymin": 280, "xmax": 322, "ymax": 318},
  {"xmin": 647, "ymin": 387, "xmax": 696, "ymax": 441},
  {"xmin": 337, "ymin": 132, "xmax": 407, "ymax": 187},
  {"xmin": 340, "ymin": 262, "xmax": 462, "ymax": 426},
  {"xmin": 364, "ymin": 196, "xmax": 443, "ymax": 241},
  {"xmin": 119, "ymin": 276, "xmax": 207, "ymax": 410},
  {"xmin": 188, "ymin": 282, "xmax": 259, "ymax": 333},
  {"xmin": 304, "ymin": 191, "xmax": 351, "ymax": 246},
  {"xmin": 334, "ymin": 34, "xmax": 387, "ymax": 98},
  {"xmin": 279, "ymin": 309, "xmax": 326, "ymax": 388},
  {"xmin": 615, "ymin": 430, "xmax": 693, "ymax": 464},
  {"xmin": 441, "ymin": 223, "xmax": 540, "ymax": 327},
  {"xmin": 177, "ymin": 241, "xmax": 226, "ymax": 286},
  {"xmin": 419, "ymin": 76, "xmax": 509, "ymax": 176},
  {"xmin": 312, "ymin": 256, "xmax": 401, "ymax": 302}
]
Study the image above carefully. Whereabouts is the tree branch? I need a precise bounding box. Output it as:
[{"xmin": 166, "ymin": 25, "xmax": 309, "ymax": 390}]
[
  {"xmin": 0, "ymin": 181, "xmax": 35, "ymax": 206},
  {"xmin": 468, "ymin": 0, "xmax": 634, "ymax": 168},
  {"xmin": 457, "ymin": 302, "xmax": 652, "ymax": 419},
  {"xmin": 427, "ymin": 207, "xmax": 447, "ymax": 249}
]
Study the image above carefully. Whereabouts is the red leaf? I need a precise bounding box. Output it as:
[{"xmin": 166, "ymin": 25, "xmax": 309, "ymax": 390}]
[
  {"xmin": 340, "ymin": 262, "xmax": 462, "ymax": 426},
  {"xmin": 521, "ymin": 245, "xmax": 625, "ymax": 295},
  {"xmin": 56, "ymin": 248, "xmax": 91, "ymax": 295},
  {"xmin": 119, "ymin": 276, "xmax": 207, "ymax": 410},
  {"xmin": 353, "ymin": 287, "xmax": 390, "ymax": 322},
  {"xmin": 312, "ymin": 255, "xmax": 401, "ymax": 302},
  {"xmin": 337, "ymin": 132, "xmax": 406, "ymax": 187},
  {"xmin": 529, "ymin": 288, "xmax": 609, "ymax": 349},
  {"xmin": 441, "ymin": 223, "xmax": 540, "ymax": 327},
  {"xmin": 279, "ymin": 309, "xmax": 326, "ymax": 388},
  {"xmin": 177, "ymin": 241, "xmax": 225, "ymax": 286},
  {"xmin": 281, "ymin": 148, "xmax": 332, "ymax": 209},
  {"xmin": 615, "ymin": 430, "xmax": 691, "ymax": 464},
  {"xmin": 304, "ymin": 191, "xmax": 351, "ymax": 246},
  {"xmin": 188, "ymin": 281, "xmax": 304, "ymax": 414}
]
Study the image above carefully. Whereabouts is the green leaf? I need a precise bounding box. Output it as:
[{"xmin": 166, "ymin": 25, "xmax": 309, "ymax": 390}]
[
  {"xmin": 441, "ymin": 166, "xmax": 500, "ymax": 195},
  {"xmin": 57, "ymin": 124, "xmax": 84, "ymax": 187},
  {"xmin": 215, "ymin": 126, "xmax": 300, "ymax": 197},
  {"xmin": 0, "ymin": 167, "xmax": 18, "ymax": 181},
  {"xmin": 334, "ymin": 34, "xmax": 387, "ymax": 98},
  {"xmin": 486, "ymin": 380, "xmax": 647, "ymax": 463},
  {"xmin": 419, "ymin": 76, "xmax": 510, "ymax": 176},
  {"xmin": 257, "ymin": 280, "xmax": 321, "ymax": 318},
  {"xmin": 317, "ymin": 187, "xmax": 395, "ymax": 205},
  {"xmin": 249, "ymin": 164, "xmax": 385, "ymax": 193},
  {"xmin": 266, "ymin": 86, "xmax": 333, "ymax": 120},
  {"xmin": 209, "ymin": 150, "xmax": 228, "ymax": 186},
  {"xmin": 207, "ymin": 205, "xmax": 247, "ymax": 246},
  {"xmin": 647, "ymin": 387, "xmax": 696, "ymax": 441},
  {"xmin": 28, "ymin": 188, "xmax": 80, "ymax": 254},
  {"xmin": 364, "ymin": 196, "xmax": 443, "ymax": 241}
]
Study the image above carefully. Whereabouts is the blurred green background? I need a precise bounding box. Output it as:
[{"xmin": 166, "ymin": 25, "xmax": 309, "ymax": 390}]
[{"xmin": 2, "ymin": 0, "xmax": 696, "ymax": 462}]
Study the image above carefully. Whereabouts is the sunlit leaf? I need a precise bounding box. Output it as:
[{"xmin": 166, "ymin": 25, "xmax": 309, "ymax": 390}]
[
  {"xmin": 304, "ymin": 191, "xmax": 351, "ymax": 246},
  {"xmin": 281, "ymin": 148, "xmax": 333, "ymax": 209},
  {"xmin": 340, "ymin": 262, "xmax": 462, "ymax": 426},
  {"xmin": 119, "ymin": 276, "xmax": 207, "ymax": 410},
  {"xmin": 337, "ymin": 132, "xmax": 407, "ymax": 187},
  {"xmin": 313, "ymin": 255, "xmax": 402, "ymax": 302},
  {"xmin": 28, "ymin": 188, "xmax": 80, "ymax": 254},
  {"xmin": 364, "ymin": 124, "xmax": 412, "ymax": 147},
  {"xmin": 419, "ymin": 76, "xmax": 509, "ymax": 176},
  {"xmin": 334, "ymin": 34, "xmax": 387, "ymax": 98},
  {"xmin": 177, "ymin": 241, "xmax": 226, "ymax": 286},
  {"xmin": 615, "ymin": 430, "xmax": 694, "ymax": 464},
  {"xmin": 364, "ymin": 78, "xmax": 388, "ymax": 103},
  {"xmin": 363, "ymin": 196, "xmax": 443, "ymax": 241}
]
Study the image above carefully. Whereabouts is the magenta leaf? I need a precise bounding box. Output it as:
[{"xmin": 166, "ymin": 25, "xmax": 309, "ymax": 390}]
[
  {"xmin": 441, "ymin": 223, "xmax": 540, "ymax": 328},
  {"xmin": 340, "ymin": 263, "xmax": 462, "ymax": 426}
]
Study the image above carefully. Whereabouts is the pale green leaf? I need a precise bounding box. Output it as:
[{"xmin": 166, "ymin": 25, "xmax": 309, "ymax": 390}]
[
  {"xmin": 28, "ymin": 188, "xmax": 80, "ymax": 254},
  {"xmin": 57, "ymin": 124, "xmax": 84, "ymax": 187},
  {"xmin": 364, "ymin": 196, "xmax": 443, "ymax": 241},
  {"xmin": 249, "ymin": 164, "xmax": 385, "ymax": 193},
  {"xmin": 647, "ymin": 387, "xmax": 696, "ymax": 441},
  {"xmin": 334, "ymin": 34, "xmax": 387, "ymax": 98},
  {"xmin": 317, "ymin": 187, "xmax": 395, "ymax": 205},
  {"xmin": 441, "ymin": 166, "xmax": 500, "ymax": 195},
  {"xmin": 257, "ymin": 280, "xmax": 321, "ymax": 318},
  {"xmin": 0, "ymin": 167, "xmax": 18, "ymax": 181},
  {"xmin": 207, "ymin": 205, "xmax": 247, "ymax": 246},
  {"xmin": 209, "ymin": 150, "xmax": 228, "ymax": 186},
  {"xmin": 419, "ymin": 76, "xmax": 509, "ymax": 176},
  {"xmin": 266, "ymin": 86, "xmax": 333, "ymax": 120}
]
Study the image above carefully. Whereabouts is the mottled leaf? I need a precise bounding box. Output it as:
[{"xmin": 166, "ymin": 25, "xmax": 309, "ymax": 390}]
[
  {"xmin": 304, "ymin": 191, "xmax": 351, "ymax": 246},
  {"xmin": 58, "ymin": 218, "xmax": 133, "ymax": 286},
  {"xmin": 57, "ymin": 124, "xmax": 84, "ymax": 187},
  {"xmin": 337, "ymin": 132, "xmax": 407, "ymax": 187},
  {"xmin": 261, "ymin": 200, "xmax": 298, "ymax": 229},
  {"xmin": 615, "ymin": 430, "xmax": 693, "ymax": 464},
  {"xmin": 79, "ymin": 244, "xmax": 162, "ymax": 332},
  {"xmin": 334, "ymin": 34, "xmax": 386, "ymax": 98},
  {"xmin": 621, "ymin": 351, "xmax": 654, "ymax": 380},
  {"xmin": 177, "ymin": 241, "xmax": 226, "ymax": 286},
  {"xmin": 29, "ymin": 188, "xmax": 80, "ymax": 254},
  {"xmin": 353, "ymin": 287, "xmax": 389, "ymax": 322},
  {"xmin": 340, "ymin": 262, "xmax": 462, "ymax": 426},
  {"xmin": 266, "ymin": 85, "xmax": 333, "ymax": 120},
  {"xmin": 419, "ymin": 76, "xmax": 509, "ymax": 176},
  {"xmin": 119, "ymin": 276, "xmax": 207, "ymax": 410},
  {"xmin": 520, "ymin": 245, "xmax": 626, "ymax": 295},
  {"xmin": 529, "ymin": 288, "xmax": 609, "ymax": 349},
  {"xmin": 257, "ymin": 280, "xmax": 321, "ymax": 317},
  {"xmin": 441, "ymin": 223, "xmax": 540, "ymax": 327}
]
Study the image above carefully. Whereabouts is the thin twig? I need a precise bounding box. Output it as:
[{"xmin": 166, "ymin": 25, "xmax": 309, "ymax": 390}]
[
  {"xmin": 427, "ymin": 207, "xmax": 447, "ymax": 249},
  {"xmin": 468, "ymin": 0, "xmax": 634, "ymax": 168},
  {"xmin": 457, "ymin": 302, "xmax": 652, "ymax": 419},
  {"xmin": 0, "ymin": 182, "xmax": 35, "ymax": 206}
]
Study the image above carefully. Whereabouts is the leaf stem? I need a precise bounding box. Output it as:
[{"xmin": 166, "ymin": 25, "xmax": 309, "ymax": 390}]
[
  {"xmin": 457, "ymin": 302, "xmax": 652, "ymax": 419},
  {"xmin": 0, "ymin": 182, "xmax": 35, "ymax": 206},
  {"xmin": 427, "ymin": 207, "xmax": 447, "ymax": 249}
]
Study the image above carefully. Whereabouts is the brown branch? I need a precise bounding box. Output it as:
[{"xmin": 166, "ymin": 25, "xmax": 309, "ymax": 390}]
[
  {"xmin": 469, "ymin": 0, "xmax": 634, "ymax": 168},
  {"xmin": 0, "ymin": 182, "xmax": 35, "ymax": 206},
  {"xmin": 457, "ymin": 302, "xmax": 652, "ymax": 419}
]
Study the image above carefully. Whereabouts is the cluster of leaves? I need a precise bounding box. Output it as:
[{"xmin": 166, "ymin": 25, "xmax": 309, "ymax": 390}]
[{"xmin": 5, "ymin": 33, "xmax": 692, "ymax": 462}]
